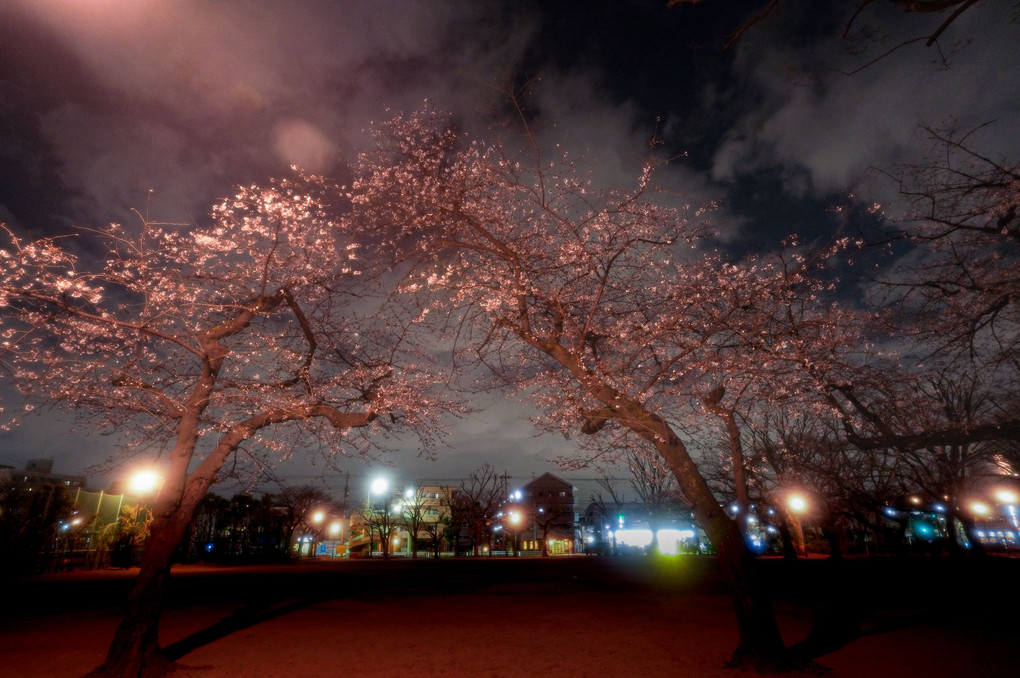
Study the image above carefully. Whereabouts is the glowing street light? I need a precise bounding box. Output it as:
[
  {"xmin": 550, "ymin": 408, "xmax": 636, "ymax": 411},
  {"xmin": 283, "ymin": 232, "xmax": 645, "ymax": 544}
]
[
  {"xmin": 129, "ymin": 469, "xmax": 161, "ymax": 495},
  {"xmin": 786, "ymin": 494, "xmax": 808, "ymax": 558},
  {"xmin": 370, "ymin": 477, "xmax": 389, "ymax": 497},
  {"xmin": 123, "ymin": 469, "xmax": 162, "ymax": 565},
  {"xmin": 508, "ymin": 510, "xmax": 522, "ymax": 557},
  {"xmin": 367, "ymin": 476, "xmax": 391, "ymax": 559},
  {"xmin": 995, "ymin": 490, "xmax": 1017, "ymax": 505},
  {"xmin": 311, "ymin": 510, "xmax": 325, "ymax": 524}
]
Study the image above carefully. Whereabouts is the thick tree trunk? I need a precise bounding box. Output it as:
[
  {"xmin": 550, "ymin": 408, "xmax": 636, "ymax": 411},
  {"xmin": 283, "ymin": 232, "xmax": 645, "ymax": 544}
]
[
  {"xmin": 710, "ymin": 518, "xmax": 789, "ymax": 671},
  {"xmin": 648, "ymin": 429, "xmax": 790, "ymax": 670},
  {"xmin": 703, "ymin": 392, "xmax": 752, "ymax": 540},
  {"xmin": 779, "ymin": 506, "xmax": 807, "ymax": 559},
  {"xmin": 778, "ymin": 520, "xmax": 799, "ymax": 559},
  {"xmin": 823, "ymin": 526, "xmax": 843, "ymax": 559},
  {"xmin": 86, "ymin": 510, "xmax": 192, "ymax": 678},
  {"xmin": 538, "ymin": 341, "xmax": 791, "ymax": 669}
]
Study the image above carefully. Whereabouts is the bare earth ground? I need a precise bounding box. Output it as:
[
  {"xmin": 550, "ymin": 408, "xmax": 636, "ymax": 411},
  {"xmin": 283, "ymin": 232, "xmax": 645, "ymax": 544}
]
[{"xmin": 2, "ymin": 556, "xmax": 1017, "ymax": 678}]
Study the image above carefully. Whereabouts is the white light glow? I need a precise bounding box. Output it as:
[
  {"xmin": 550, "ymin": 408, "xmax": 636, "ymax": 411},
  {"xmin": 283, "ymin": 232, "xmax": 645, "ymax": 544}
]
[
  {"xmin": 996, "ymin": 490, "xmax": 1017, "ymax": 504},
  {"xmin": 614, "ymin": 528, "xmax": 696, "ymax": 555},
  {"xmin": 129, "ymin": 470, "xmax": 160, "ymax": 495},
  {"xmin": 788, "ymin": 495, "xmax": 807, "ymax": 513}
]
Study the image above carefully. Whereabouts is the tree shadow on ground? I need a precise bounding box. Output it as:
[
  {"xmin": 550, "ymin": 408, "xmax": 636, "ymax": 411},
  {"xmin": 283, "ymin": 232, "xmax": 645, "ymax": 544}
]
[
  {"xmin": 164, "ymin": 596, "xmax": 327, "ymax": 661},
  {"xmin": 781, "ymin": 556, "xmax": 965, "ymax": 663}
]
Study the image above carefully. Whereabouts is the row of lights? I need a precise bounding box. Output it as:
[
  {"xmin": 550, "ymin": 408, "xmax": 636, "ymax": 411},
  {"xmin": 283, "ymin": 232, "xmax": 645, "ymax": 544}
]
[{"xmin": 887, "ymin": 489, "xmax": 1019, "ymax": 521}]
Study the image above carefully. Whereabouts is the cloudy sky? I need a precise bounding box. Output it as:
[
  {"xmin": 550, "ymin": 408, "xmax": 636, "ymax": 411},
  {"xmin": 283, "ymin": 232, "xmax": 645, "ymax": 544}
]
[{"xmin": 1, "ymin": 0, "xmax": 1018, "ymax": 498}]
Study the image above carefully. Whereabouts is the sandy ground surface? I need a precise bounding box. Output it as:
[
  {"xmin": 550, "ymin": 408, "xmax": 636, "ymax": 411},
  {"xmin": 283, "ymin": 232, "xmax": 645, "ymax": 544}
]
[{"xmin": 2, "ymin": 556, "xmax": 1017, "ymax": 678}]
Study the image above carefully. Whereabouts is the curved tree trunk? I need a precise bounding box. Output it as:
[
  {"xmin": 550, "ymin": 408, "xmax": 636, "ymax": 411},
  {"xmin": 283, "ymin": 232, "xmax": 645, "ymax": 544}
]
[
  {"xmin": 703, "ymin": 389, "xmax": 752, "ymax": 542},
  {"xmin": 712, "ymin": 518, "xmax": 789, "ymax": 670},
  {"xmin": 86, "ymin": 502, "xmax": 195, "ymax": 678},
  {"xmin": 531, "ymin": 329, "xmax": 791, "ymax": 668},
  {"xmin": 778, "ymin": 519, "xmax": 799, "ymax": 559},
  {"xmin": 86, "ymin": 427, "xmax": 229, "ymax": 677},
  {"xmin": 640, "ymin": 412, "xmax": 789, "ymax": 670}
]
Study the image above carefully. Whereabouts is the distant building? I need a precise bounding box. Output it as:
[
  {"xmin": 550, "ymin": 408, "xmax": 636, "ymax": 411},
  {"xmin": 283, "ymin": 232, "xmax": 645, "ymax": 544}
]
[
  {"xmin": 349, "ymin": 484, "xmax": 459, "ymax": 557},
  {"xmin": 0, "ymin": 458, "xmax": 86, "ymax": 493},
  {"xmin": 516, "ymin": 472, "xmax": 577, "ymax": 555},
  {"xmin": 392, "ymin": 485, "xmax": 458, "ymax": 556}
]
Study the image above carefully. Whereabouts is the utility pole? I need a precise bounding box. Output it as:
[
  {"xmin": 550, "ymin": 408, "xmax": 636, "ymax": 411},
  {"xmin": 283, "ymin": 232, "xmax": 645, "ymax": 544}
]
[{"xmin": 341, "ymin": 473, "xmax": 350, "ymax": 516}]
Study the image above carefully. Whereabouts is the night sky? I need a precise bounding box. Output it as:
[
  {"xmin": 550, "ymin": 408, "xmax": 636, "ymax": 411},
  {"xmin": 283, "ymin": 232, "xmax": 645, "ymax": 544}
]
[{"xmin": 1, "ymin": 0, "xmax": 1018, "ymax": 497}]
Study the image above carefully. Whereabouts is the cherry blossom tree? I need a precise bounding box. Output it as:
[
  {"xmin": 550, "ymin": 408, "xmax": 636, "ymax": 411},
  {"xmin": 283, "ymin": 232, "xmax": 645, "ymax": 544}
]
[
  {"xmin": 346, "ymin": 106, "xmax": 858, "ymax": 669},
  {"xmin": 0, "ymin": 174, "xmax": 447, "ymax": 678}
]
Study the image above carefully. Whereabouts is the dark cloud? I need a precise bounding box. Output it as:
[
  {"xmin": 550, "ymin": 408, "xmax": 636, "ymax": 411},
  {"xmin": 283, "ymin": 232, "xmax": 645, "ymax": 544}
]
[{"xmin": 711, "ymin": 3, "xmax": 1020, "ymax": 205}]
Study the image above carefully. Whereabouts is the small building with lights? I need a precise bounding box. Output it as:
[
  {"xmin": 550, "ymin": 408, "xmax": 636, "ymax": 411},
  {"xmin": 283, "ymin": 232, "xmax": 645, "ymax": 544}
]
[{"xmin": 514, "ymin": 473, "xmax": 577, "ymax": 555}]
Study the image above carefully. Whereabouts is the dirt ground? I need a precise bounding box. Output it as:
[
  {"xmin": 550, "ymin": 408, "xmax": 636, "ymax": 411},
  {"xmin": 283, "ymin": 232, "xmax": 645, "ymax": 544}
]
[{"xmin": 2, "ymin": 555, "xmax": 1017, "ymax": 678}]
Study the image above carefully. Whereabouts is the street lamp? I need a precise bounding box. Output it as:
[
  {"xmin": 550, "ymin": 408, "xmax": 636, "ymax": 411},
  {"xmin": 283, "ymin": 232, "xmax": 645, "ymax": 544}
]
[
  {"xmin": 368, "ymin": 476, "xmax": 390, "ymax": 558},
  {"xmin": 508, "ymin": 510, "xmax": 522, "ymax": 557},
  {"xmin": 119, "ymin": 469, "xmax": 162, "ymax": 568},
  {"xmin": 787, "ymin": 494, "xmax": 808, "ymax": 558},
  {"xmin": 128, "ymin": 469, "xmax": 161, "ymax": 496},
  {"xmin": 370, "ymin": 477, "xmax": 389, "ymax": 497},
  {"xmin": 126, "ymin": 469, "xmax": 161, "ymax": 521},
  {"xmin": 306, "ymin": 510, "xmax": 326, "ymax": 557}
]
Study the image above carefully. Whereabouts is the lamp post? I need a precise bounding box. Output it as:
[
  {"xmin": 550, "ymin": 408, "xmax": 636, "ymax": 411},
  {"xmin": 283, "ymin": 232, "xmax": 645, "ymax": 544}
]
[
  {"xmin": 787, "ymin": 494, "xmax": 808, "ymax": 559},
  {"xmin": 127, "ymin": 469, "xmax": 161, "ymax": 525},
  {"xmin": 508, "ymin": 510, "xmax": 522, "ymax": 557},
  {"xmin": 120, "ymin": 469, "xmax": 161, "ymax": 568},
  {"xmin": 309, "ymin": 510, "xmax": 325, "ymax": 557}
]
